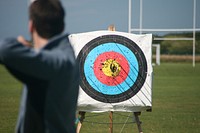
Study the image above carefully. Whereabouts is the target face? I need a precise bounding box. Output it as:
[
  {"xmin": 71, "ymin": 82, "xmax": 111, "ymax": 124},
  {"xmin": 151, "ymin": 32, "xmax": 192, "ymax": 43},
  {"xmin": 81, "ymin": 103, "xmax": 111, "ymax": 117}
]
[{"xmin": 77, "ymin": 35, "xmax": 147, "ymax": 103}]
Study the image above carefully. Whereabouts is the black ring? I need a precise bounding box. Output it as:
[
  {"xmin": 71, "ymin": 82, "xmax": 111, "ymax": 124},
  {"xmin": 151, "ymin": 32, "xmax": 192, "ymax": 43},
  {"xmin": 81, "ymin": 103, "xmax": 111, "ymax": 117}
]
[{"xmin": 77, "ymin": 35, "xmax": 147, "ymax": 103}]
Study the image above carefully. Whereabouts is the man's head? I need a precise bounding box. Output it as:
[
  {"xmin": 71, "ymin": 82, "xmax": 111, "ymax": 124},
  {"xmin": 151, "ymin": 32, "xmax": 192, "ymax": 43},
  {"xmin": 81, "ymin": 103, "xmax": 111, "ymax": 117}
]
[{"xmin": 29, "ymin": 0, "xmax": 65, "ymax": 39}]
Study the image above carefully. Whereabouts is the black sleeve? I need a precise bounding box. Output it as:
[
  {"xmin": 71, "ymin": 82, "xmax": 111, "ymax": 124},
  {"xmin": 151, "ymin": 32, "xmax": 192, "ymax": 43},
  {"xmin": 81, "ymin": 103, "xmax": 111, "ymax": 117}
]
[{"xmin": 0, "ymin": 38, "xmax": 73, "ymax": 80}]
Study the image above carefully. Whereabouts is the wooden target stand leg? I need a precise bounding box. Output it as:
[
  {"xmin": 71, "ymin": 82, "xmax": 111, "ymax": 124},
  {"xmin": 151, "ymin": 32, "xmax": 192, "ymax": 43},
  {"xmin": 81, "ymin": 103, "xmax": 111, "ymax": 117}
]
[
  {"xmin": 109, "ymin": 111, "xmax": 113, "ymax": 133},
  {"xmin": 76, "ymin": 111, "xmax": 86, "ymax": 133},
  {"xmin": 134, "ymin": 112, "xmax": 143, "ymax": 133}
]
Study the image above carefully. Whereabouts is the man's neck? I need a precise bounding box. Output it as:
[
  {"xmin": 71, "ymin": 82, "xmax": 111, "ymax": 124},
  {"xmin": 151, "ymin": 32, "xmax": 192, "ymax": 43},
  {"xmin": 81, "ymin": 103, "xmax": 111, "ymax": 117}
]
[{"xmin": 32, "ymin": 32, "xmax": 48, "ymax": 50}]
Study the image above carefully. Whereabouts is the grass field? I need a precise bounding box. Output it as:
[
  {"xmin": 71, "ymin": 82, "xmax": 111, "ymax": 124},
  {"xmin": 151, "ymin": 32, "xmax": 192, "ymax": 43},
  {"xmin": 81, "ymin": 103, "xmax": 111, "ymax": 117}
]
[{"xmin": 0, "ymin": 63, "xmax": 200, "ymax": 133}]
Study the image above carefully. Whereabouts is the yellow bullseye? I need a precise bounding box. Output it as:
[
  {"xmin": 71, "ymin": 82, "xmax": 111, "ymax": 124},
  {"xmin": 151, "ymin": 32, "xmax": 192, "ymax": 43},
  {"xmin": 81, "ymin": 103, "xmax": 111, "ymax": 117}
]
[{"xmin": 102, "ymin": 59, "xmax": 121, "ymax": 77}]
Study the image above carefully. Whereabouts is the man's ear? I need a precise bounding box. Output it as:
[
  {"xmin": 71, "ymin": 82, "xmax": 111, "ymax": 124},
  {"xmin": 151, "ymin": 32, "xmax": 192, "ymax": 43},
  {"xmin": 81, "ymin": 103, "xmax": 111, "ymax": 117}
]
[{"xmin": 29, "ymin": 20, "xmax": 34, "ymax": 33}]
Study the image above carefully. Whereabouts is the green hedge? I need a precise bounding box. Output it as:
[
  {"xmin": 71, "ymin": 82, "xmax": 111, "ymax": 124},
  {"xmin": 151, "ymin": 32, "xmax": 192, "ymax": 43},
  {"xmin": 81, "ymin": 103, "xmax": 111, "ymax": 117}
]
[{"xmin": 153, "ymin": 32, "xmax": 200, "ymax": 55}]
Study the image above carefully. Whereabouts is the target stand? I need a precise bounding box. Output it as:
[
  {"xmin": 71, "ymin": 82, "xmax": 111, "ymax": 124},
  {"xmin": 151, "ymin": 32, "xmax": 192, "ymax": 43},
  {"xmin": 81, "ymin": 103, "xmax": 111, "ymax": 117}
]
[{"xmin": 69, "ymin": 30, "xmax": 153, "ymax": 133}]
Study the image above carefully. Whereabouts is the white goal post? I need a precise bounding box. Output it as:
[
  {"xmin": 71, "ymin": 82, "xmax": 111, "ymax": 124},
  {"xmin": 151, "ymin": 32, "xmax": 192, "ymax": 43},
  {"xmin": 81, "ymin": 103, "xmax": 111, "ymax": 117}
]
[
  {"xmin": 128, "ymin": 0, "xmax": 199, "ymax": 67},
  {"xmin": 152, "ymin": 44, "xmax": 160, "ymax": 65}
]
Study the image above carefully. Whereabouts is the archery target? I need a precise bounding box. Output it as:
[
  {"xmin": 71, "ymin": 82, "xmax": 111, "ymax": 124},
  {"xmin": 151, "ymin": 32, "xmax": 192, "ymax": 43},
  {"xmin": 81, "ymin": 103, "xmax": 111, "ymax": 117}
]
[
  {"xmin": 69, "ymin": 31, "xmax": 153, "ymax": 112},
  {"xmin": 78, "ymin": 35, "xmax": 147, "ymax": 103}
]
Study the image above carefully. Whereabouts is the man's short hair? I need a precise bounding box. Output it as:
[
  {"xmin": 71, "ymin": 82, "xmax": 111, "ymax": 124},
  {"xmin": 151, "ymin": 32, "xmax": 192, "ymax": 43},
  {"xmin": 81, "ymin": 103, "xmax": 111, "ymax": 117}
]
[{"xmin": 29, "ymin": 0, "xmax": 65, "ymax": 39}]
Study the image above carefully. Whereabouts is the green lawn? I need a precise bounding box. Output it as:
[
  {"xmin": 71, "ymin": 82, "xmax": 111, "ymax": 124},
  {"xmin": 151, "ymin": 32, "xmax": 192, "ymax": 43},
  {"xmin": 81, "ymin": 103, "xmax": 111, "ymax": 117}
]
[
  {"xmin": 0, "ymin": 65, "xmax": 22, "ymax": 133},
  {"xmin": 0, "ymin": 63, "xmax": 200, "ymax": 133},
  {"xmin": 141, "ymin": 63, "xmax": 200, "ymax": 133}
]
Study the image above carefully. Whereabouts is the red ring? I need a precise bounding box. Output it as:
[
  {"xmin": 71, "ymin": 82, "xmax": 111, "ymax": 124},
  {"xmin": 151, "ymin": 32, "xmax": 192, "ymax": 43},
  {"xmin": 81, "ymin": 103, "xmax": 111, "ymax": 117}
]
[{"xmin": 93, "ymin": 51, "xmax": 130, "ymax": 86}]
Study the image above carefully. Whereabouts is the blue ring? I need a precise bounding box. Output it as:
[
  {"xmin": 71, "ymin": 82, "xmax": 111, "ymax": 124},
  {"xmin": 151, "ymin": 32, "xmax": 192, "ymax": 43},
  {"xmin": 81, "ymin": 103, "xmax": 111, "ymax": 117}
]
[{"xmin": 84, "ymin": 43, "xmax": 139, "ymax": 95}]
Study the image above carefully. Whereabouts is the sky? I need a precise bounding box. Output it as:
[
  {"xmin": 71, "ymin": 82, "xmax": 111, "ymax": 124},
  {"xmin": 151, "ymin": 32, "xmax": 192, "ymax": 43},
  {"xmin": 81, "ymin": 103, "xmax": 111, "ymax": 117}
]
[{"xmin": 0, "ymin": 0, "xmax": 199, "ymax": 39}]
